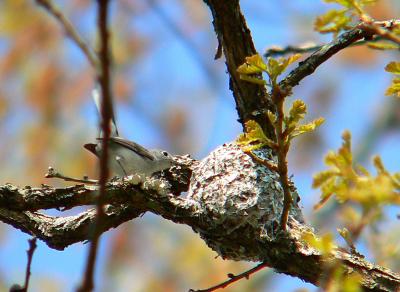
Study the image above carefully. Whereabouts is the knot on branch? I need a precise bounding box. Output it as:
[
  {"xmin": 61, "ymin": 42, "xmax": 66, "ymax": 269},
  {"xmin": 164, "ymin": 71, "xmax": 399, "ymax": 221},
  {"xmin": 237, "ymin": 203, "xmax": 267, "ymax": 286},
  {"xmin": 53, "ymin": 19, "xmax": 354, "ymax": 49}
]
[{"xmin": 187, "ymin": 142, "xmax": 304, "ymax": 261}]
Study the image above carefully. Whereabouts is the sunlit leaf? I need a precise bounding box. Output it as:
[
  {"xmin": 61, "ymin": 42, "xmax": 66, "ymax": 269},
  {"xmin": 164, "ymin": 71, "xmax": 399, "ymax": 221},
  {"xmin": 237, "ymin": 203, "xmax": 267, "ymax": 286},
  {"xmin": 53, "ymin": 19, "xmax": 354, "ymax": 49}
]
[
  {"xmin": 265, "ymin": 54, "xmax": 301, "ymax": 83},
  {"xmin": 313, "ymin": 169, "xmax": 339, "ymax": 188},
  {"xmin": 285, "ymin": 99, "xmax": 307, "ymax": 128},
  {"xmin": 237, "ymin": 120, "xmax": 276, "ymax": 151},
  {"xmin": 302, "ymin": 232, "xmax": 335, "ymax": 255},
  {"xmin": 367, "ymin": 42, "xmax": 399, "ymax": 50},
  {"xmin": 267, "ymin": 110, "xmax": 277, "ymax": 125},
  {"xmin": 290, "ymin": 117, "xmax": 325, "ymax": 139},
  {"xmin": 314, "ymin": 130, "xmax": 400, "ymax": 214},
  {"xmin": 385, "ymin": 62, "xmax": 400, "ymax": 74},
  {"xmin": 385, "ymin": 77, "xmax": 400, "ymax": 97},
  {"xmin": 314, "ymin": 9, "xmax": 352, "ymax": 34},
  {"xmin": 237, "ymin": 54, "xmax": 267, "ymax": 74}
]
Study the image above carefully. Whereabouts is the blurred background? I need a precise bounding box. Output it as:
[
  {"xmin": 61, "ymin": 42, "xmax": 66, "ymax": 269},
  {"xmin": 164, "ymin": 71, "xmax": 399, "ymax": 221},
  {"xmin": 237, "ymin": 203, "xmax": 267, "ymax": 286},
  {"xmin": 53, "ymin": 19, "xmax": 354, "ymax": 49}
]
[{"xmin": 0, "ymin": 0, "xmax": 399, "ymax": 291}]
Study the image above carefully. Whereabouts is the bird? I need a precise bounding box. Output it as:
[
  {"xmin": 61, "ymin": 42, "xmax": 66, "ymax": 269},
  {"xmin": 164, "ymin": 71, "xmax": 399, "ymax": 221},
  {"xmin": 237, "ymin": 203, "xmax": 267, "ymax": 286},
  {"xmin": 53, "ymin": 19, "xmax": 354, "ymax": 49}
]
[{"xmin": 84, "ymin": 88, "xmax": 174, "ymax": 177}]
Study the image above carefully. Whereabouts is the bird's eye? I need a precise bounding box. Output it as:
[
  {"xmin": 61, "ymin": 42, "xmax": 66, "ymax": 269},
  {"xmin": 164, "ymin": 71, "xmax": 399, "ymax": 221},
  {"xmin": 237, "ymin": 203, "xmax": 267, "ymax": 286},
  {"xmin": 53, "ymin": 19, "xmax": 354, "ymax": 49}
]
[{"xmin": 162, "ymin": 151, "xmax": 169, "ymax": 157}]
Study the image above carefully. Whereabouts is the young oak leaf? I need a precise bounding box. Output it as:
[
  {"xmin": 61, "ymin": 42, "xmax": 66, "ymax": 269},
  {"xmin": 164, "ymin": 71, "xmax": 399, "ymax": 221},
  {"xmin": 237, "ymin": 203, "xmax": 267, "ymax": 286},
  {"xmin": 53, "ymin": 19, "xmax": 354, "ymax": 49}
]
[
  {"xmin": 284, "ymin": 99, "xmax": 307, "ymax": 134},
  {"xmin": 314, "ymin": 9, "xmax": 352, "ymax": 34},
  {"xmin": 385, "ymin": 62, "xmax": 400, "ymax": 74},
  {"xmin": 324, "ymin": 0, "xmax": 377, "ymax": 14},
  {"xmin": 236, "ymin": 120, "xmax": 276, "ymax": 151},
  {"xmin": 265, "ymin": 54, "xmax": 302, "ymax": 83},
  {"xmin": 367, "ymin": 42, "xmax": 399, "ymax": 51},
  {"xmin": 301, "ymin": 232, "xmax": 336, "ymax": 256},
  {"xmin": 385, "ymin": 78, "xmax": 400, "ymax": 97},
  {"xmin": 237, "ymin": 54, "xmax": 267, "ymax": 74},
  {"xmin": 290, "ymin": 117, "xmax": 325, "ymax": 139},
  {"xmin": 314, "ymin": 131, "xmax": 400, "ymax": 210}
]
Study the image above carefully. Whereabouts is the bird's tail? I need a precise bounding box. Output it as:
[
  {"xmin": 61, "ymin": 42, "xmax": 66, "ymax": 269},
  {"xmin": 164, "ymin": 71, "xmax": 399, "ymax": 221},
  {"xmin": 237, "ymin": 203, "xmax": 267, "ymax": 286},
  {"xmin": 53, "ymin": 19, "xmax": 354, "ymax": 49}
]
[{"xmin": 92, "ymin": 86, "xmax": 119, "ymax": 137}]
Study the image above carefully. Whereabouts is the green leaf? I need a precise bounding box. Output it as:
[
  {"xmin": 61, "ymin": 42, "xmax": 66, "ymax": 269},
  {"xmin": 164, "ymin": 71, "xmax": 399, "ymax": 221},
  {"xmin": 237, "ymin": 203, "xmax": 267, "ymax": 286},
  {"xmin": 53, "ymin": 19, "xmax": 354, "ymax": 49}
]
[
  {"xmin": 237, "ymin": 54, "xmax": 267, "ymax": 74},
  {"xmin": 313, "ymin": 169, "xmax": 339, "ymax": 188},
  {"xmin": 314, "ymin": 9, "xmax": 352, "ymax": 34},
  {"xmin": 367, "ymin": 42, "xmax": 399, "ymax": 50},
  {"xmin": 265, "ymin": 54, "xmax": 301, "ymax": 82},
  {"xmin": 373, "ymin": 156, "xmax": 388, "ymax": 175},
  {"xmin": 236, "ymin": 120, "xmax": 276, "ymax": 150},
  {"xmin": 290, "ymin": 117, "xmax": 325, "ymax": 139},
  {"xmin": 385, "ymin": 62, "xmax": 400, "ymax": 75},
  {"xmin": 239, "ymin": 74, "xmax": 266, "ymax": 85},
  {"xmin": 285, "ymin": 99, "xmax": 307, "ymax": 129},
  {"xmin": 324, "ymin": 0, "xmax": 354, "ymax": 8},
  {"xmin": 385, "ymin": 77, "xmax": 400, "ymax": 97},
  {"xmin": 267, "ymin": 110, "xmax": 277, "ymax": 125},
  {"xmin": 324, "ymin": 0, "xmax": 377, "ymax": 9}
]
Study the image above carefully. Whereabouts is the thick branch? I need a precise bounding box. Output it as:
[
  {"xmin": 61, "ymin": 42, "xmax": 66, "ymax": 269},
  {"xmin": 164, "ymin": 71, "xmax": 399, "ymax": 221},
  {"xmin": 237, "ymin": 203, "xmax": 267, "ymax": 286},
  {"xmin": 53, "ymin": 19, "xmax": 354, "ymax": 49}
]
[
  {"xmin": 204, "ymin": 0, "xmax": 275, "ymax": 140},
  {"xmin": 0, "ymin": 145, "xmax": 399, "ymax": 290}
]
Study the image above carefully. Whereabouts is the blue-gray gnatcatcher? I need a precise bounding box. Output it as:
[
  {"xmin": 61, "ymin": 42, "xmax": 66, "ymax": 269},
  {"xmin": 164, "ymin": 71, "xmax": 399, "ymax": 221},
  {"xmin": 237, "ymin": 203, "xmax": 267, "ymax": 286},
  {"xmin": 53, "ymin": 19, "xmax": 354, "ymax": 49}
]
[{"xmin": 84, "ymin": 89, "xmax": 174, "ymax": 177}]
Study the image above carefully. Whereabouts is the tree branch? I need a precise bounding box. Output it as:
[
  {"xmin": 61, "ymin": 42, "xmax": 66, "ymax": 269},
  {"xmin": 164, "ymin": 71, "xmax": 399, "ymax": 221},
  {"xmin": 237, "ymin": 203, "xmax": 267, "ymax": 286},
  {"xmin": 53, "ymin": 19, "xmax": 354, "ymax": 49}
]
[
  {"xmin": 280, "ymin": 20, "xmax": 400, "ymax": 91},
  {"xmin": 203, "ymin": 0, "xmax": 276, "ymax": 140},
  {"xmin": 2, "ymin": 144, "xmax": 398, "ymax": 291}
]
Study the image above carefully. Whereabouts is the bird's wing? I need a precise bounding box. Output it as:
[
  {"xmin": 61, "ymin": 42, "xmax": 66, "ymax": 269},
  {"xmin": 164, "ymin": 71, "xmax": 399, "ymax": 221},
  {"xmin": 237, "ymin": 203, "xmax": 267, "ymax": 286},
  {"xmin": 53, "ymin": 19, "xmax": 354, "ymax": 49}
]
[{"xmin": 97, "ymin": 137, "xmax": 155, "ymax": 161}]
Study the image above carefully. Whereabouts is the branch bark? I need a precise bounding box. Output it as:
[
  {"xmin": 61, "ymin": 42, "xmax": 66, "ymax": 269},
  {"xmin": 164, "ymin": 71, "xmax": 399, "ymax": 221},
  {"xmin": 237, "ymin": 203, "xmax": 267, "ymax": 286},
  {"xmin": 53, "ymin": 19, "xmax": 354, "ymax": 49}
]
[
  {"xmin": 1, "ymin": 145, "xmax": 399, "ymax": 291},
  {"xmin": 203, "ymin": 0, "xmax": 276, "ymax": 140}
]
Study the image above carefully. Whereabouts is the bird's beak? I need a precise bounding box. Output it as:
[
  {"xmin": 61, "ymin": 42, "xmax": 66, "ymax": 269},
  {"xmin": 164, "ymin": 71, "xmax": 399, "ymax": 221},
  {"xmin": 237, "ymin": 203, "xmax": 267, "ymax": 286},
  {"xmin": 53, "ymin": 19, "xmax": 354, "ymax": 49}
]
[{"xmin": 83, "ymin": 143, "xmax": 98, "ymax": 157}]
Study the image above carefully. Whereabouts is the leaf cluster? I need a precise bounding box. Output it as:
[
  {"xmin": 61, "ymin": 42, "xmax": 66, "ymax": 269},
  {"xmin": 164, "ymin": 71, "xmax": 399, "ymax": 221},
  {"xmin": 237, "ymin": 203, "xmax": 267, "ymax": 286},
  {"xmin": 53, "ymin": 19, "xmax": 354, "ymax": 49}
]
[
  {"xmin": 237, "ymin": 53, "xmax": 301, "ymax": 87},
  {"xmin": 314, "ymin": 0, "xmax": 377, "ymax": 35},
  {"xmin": 237, "ymin": 101, "xmax": 324, "ymax": 152},
  {"xmin": 385, "ymin": 61, "xmax": 400, "ymax": 97},
  {"xmin": 313, "ymin": 131, "xmax": 400, "ymax": 211}
]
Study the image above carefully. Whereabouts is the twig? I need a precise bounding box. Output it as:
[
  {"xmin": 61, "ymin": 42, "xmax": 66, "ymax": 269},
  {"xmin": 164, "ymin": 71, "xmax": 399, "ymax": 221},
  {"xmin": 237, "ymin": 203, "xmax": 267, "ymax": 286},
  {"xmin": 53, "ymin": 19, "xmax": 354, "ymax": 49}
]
[
  {"xmin": 23, "ymin": 237, "xmax": 37, "ymax": 292},
  {"xmin": 45, "ymin": 167, "xmax": 98, "ymax": 185},
  {"xmin": 190, "ymin": 262, "xmax": 269, "ymax": 292},
  {"xmin": 279, "ymin": 19, "xmax": 400, "ymax": 91},
  {"xmin": 271, "ymin": 87, "xmax": 292, "ymax": 231},
  {"xmin": 35, "ymin": 0, "xmax": 98, "ymax": 68},
  {"xmin": 10, "ymin": 237, "xmax": 38, "ymax": 292},
  {"xmin": 264, "ymin": 37, "xmax": 386, "ymax": 58},
  {"xmin": 78, "ymin": 0, "xmax": 113, "ymax": 291},
  {"xmin": 244, "ymin": 150, "xmax": 278, "ymax": 172},
  {"xmin": 359, "ymin": 19, "xmax": 400, "ymax": 46}
]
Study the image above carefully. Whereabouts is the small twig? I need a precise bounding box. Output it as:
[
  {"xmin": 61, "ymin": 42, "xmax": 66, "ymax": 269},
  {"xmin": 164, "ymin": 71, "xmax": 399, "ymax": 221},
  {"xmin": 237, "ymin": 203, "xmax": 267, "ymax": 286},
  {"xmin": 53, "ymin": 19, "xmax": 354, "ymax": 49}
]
[
  {"xmin": 10, "ymin": 237, "xmax": 38, "ymax": 292},
  {"xmin": 45, "ymin": 167, "xmax": 98, "ymax": 185},
  {"xmin": 78, "ymin": 0, "xmax": 113, "ymax": 291},
  {"xmin": 35, "ymin": 0, "xmax": 98, "ymax": 68},
  {"xmin": 244, "ymin": 150, "xmax": 278, "ymax": 172},
  {"xmin": 23, "ymin": 237, "xmax": 37, "ymax": 292},
  {"xmin": 190, "ymin": 262, "xmax": 269, "ymax": 292},
  {"xmin": 358, "ymin": 19, "xmax": 400, "ymax": 46},
  {"xmin": 271, "ymin": 87, "xmax": 292, "ymax": 231}
]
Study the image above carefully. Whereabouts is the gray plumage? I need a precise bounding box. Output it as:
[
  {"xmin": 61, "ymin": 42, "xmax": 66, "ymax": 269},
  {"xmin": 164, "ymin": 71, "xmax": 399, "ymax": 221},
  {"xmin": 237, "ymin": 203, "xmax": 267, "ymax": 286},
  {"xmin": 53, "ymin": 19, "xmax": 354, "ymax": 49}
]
[{"xmin": 84, "ymin": 88, "xmax": 174, "ymax": 176}]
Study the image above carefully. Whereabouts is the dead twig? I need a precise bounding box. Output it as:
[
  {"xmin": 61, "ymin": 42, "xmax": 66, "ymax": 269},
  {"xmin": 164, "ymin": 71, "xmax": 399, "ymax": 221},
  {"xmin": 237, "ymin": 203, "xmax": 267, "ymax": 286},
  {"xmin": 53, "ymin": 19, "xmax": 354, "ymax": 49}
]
[
  {"xmin": 35, "ymin": 0, "xmax": 98, "ymax": 68},
  {"xmin": 190, "ymin": 262, "xmax": 269, "ymax": 292},
  {"xmin": 45, "ymin": 167, "xmax": 98, "ymax": 185}
]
